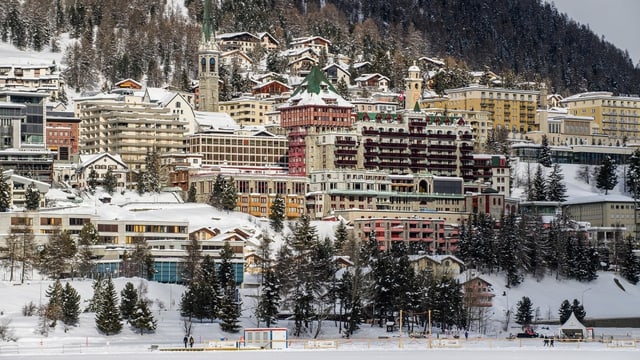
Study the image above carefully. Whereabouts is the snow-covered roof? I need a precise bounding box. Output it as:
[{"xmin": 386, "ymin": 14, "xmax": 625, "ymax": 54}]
[
  {"xmin": 194, "ymin": 111, "xmax": 238, "ymax": 130},
  {"xmin": 78, "ymin": 153, "xmax": 128, "ymax": 169}
]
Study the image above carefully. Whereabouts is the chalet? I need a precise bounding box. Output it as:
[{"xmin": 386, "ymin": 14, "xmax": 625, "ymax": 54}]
[
  {"xmin": 287, "ymin": 56, "xmax": 318, "ymax": 76},
  {"xmin": 408, "ymin": 254, "xmax": 464, "ymax": 278},
  {"xmin": 354, "ymin": 73, "xmax": 390, "ymax": 92},
  {"xmin": 290, "ymin": 36, "xmax": 332, "ymax": 55},
  {"xmin": 323, "ymin": 63, "xmax": 350, "ymax": 86},
  {"xmin": 252, "ymin": 80, "xmax": 292, "ymax": 98},
  {"xmin": 256, "ymin": 32, "xmax": 280, "ymax": 50},
  {"xmin": 0, "ymin": 169, "xmax": 49, "ymax": 210},
  {"xmin": 282, "ymin": 47, "xmax": 320, "ymax": 64},
  {"xmin": 75, "ymin": 153, "xmax": 129, "ymax": 189},
  {"xmin": 461, "ymin": 275, "xmax": 495, "ymax": 307},
  {"xmin": 217, "ymin": 32, "xmax": 260, "ymax": 53},
  {"xmin": 221, "ymin": 49, "xmax": 254, "ymax": 71},
  {"xmin": 114, "ymin": 78, "xmax": 143, "ymax": 90}
]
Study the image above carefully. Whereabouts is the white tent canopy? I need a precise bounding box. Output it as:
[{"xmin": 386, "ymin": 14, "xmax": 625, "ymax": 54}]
[{"xmin": 559, "ymin": 312, "xmax": 587, "ymax": 338}]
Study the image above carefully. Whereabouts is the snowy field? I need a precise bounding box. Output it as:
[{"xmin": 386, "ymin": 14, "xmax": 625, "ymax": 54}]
[{"xmin": 3, "ymin": 347, "xmax": 639, "ymax": 360}]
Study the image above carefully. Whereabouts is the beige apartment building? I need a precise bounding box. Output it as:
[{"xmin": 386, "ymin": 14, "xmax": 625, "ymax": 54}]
[
  {"xmin": 75, "ymin": 93, "xmax": 189, "ymax": 171},
  {"xmin": 560, "ymin": 91, "xmax": 640, "ymax": 142},
  {"xmin": 218, "ymin": 96, "xmax": 275, "ymax": 126},
  {"xmin": 446, "ymin": 85, "xmax": 541, "ymax": 133},
  {"xmin": 186, "ymin": 129, "xmax": 288, "ymax": 168},
  {"xmin": 189, "ymin": 166, "xmax": 307, "ymax": 219}
]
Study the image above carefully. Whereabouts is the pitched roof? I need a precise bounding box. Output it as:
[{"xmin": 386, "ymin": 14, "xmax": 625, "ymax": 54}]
[{"xmin": 287, "ymin": 67, "xmax": 352, "ymax": 107}]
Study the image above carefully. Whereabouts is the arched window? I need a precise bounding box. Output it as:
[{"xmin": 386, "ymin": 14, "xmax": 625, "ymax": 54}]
[
  {"xmin": 209, "ymin": 57, "xmax": 216, "ymax": 72},
  {"xmin": 200, "ymin": 57, "xmax": 206, "ymax": 73}
]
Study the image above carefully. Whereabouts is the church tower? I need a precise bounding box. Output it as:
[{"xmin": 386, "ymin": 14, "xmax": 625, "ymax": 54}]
[
  {"xmin": 198, "ymin": 0, "xmax": 220, "ymax": 112},
  {"xmin": 404, "ymin": 62, "xmax": 422, "ymax": 110}
]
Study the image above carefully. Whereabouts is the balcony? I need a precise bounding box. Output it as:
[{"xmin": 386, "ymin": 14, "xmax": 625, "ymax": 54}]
[
  {"xmin": 335, "ymin": 159, "xmax": 357, "ymax": 166},
  {"xmin": 335, "ymin": 149, "xmax": 357, "ymax": 156},
  {"xmin": 362, "ymin": 129, "xmax": 379, "ymax": 135},
  {"xmin": 336, "ymin": 139, "xmax": 357, "ymax": 146}
]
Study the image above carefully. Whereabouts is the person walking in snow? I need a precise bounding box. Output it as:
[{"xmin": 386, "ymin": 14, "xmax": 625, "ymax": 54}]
[
  {"xmin": 189, "ymin": 335, "xmax": 195, "ymax": 348},
  {"xmin": 183, "ymin": 335, "xmax": 188, "ymax": 348}
]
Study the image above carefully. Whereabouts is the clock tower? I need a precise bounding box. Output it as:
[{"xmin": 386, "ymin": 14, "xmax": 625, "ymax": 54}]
[{"xmin": 198, "ymin": 0, "xmax": 220, "ymax": 112}]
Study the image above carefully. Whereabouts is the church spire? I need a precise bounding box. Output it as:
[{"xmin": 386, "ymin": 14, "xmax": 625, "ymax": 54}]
[{"xmin": 203, "ymin": 0, "xmax": 213, "ymax": 44}]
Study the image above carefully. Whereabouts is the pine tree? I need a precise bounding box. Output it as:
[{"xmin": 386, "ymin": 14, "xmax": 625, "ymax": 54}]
[
  {"xmin": 336, "ymin": 77, "xmax": 350, "ymax": 100},
  {"xmin": 182, "ymin": 237, "xmax": 201, "ymax": 285},
  {"xmin": 209, "ymin": 174, "xmax": 225, "ymax": 209},
  {"xmin": 222, "ymin": 176, "xmax": 237, "ymax": 211},
  {"xmin": 530, "ymin": 165, "xmax": 546, "ymax": 201},
  {"xmin": 61, "ymin": 282, "xmax": 81, "ymax": 326},
  {"xmin": 0, "ymin": 169, "xmax": 11, "ymax": 212},
  {"xmin": 558, "ymin": 299, "xmax": 572, "ymax": 323},
  {"xmin": 103, "ymin": 168, "xmax": 117, "ymax": 195},
  {"xmin": 219, "ymin": 283, "xmax": 242, "ymax": 333},
  {"xmin": 596, "ymin": 156, "xmax": 618, "ymax": 195},
  {"xmin": 95, "ymin": 277, "xmax": 122, "ymax": 335},
  {"xmin": 269, "ymin": 193, "xmax": 285, "ymax": 233},
  {"xmin": 187, "ymin": 183, "xmax": 197, "ymax": 202},
  {"xmin": 25, "ymin": 182, "xmax": 40, "ymax": 210},
  {"xmin": 120, "ymin": 282, "xmax": 139, "ymax": 321},
  {"xmin": 497, "ymin": 214, "xmax": 522, "ymax": 287},
  {"xmin": 333, "ymin": 220, "xmax": 349, "ymax": 254},
  {"xmin": 77, "ymin": 222, "xmax": 99, "ymax": 277},
  {"xmin": 130, "ymin": 299, "xmax": 157, "ymax": 335},
  {"xmin": 87, "ymin": 169, "xmax": 98, "ymax": 193},
  {"xmin": 45, "ymin": 279, "xmax": 64, "ymax": 326},
  {"xmin": 620, "ymin": 237, "xmax": 640, "ymax": 284},
  {"xmin": 514, "ymin": 296, "xmax": 534, "ymax": 326},
  {"xmin": 143, "ymin": 151, "xmax": 161, "ymax": 193},
  {"xmin": 571, "ymin": 299, "xmax": 586, "ymax": 322},
  {"xmin": 538, "ymin": 134, "xmax": 552, "ymax": 167},
  {"xmin": 42, "ymin": 227, "xmax": 77, "ymax": 278},
  {"xmin": 546, "ymin": 164, "xmax": 567, "ymax": 202},
  {"xmin": 256, "ymin": 268, "xmax": 281, "ymax": 328},
  {"xmin": 626, "ymin": 149, "xmax": 640, "ymax": 199},
  {"xmin": 86, "ymin": 276, "xmax": 104, "ymax": 312}
]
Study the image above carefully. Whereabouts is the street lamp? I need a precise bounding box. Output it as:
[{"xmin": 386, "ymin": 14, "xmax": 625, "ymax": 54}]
[{"xmin": 581, "ymin": 288, "xmax": 592, "ymax": 307}]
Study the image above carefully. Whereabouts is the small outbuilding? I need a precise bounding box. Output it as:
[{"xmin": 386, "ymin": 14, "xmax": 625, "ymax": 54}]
[{"xmin": 559, "ymin": 312, "xmax": 587, "ymax": 339}]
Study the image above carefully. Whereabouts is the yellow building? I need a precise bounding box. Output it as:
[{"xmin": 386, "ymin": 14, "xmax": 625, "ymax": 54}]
[
  {"xmin": 446, "ymin": 85, "xmax": 541, "ymax": 133},
  {"xmin": 190, "ymin": 166, "xmax": 307, "ymax": 219},
  {"xmin": 218, "ymin": 96, "xmax": 274, "ymax": 126},
  {"xmin": 560, "ymin": 91, "xmax": 640, "ymax": 142}
]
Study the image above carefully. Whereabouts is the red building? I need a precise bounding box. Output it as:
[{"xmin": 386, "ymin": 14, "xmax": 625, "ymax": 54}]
[{"xmin": 46, "ymin": 111, "xmax": 80, "ymax": 161}]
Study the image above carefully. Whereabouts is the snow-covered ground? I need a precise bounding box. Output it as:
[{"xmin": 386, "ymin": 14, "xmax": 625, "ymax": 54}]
[{"xmin": 0, "ymin": 274, "xmax": 638, "ymax": 358}]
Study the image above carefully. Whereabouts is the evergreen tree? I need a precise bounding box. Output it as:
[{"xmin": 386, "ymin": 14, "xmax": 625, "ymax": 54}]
[
  {"xmin": 45, "ymin": 279, "xmax": 64, "ymax": 326},
  {"xmin": 87, "ymin": 169, "xmax": 98, "ymax": 193},
  {"xmin": 187, "ymin": 182, "xmax": 197, "ymax": 202},
  {"xmin": 130, "ymin": 299, "xmax": 157, "ymax": 335},
  {"xmin": 103, "ymin": 168, "xmax": 117, "ymax": 195},
  {"xmin": 626, "ymin": 149, "xmax": 640, "ymax": 199},
  {"xmin": 143, "ymin": 151, "xmax": 161, "ymax": 193},
  {"xmin": 497, "ymin": 214, "xmax": 522, "ymax": 287},
  {"xmin": 42, "ymin": 227, "xmax": 77, "ymax": 278},
  {"xmin": 218, "ymin": 238, "xmax": 241, "ymax": 332},
  {"xmin": 86, "ymin": 276, "xmax": 104, "ymax": 313},
  {"xmin": 514, "ymin": 296, "xmax": 534, "ymax": 326},
  {"xmin": 0, "ymin": 169, "xmax": 11, "ymax": 212},
  {"xmin": 596, "ymin": 156, "xmax": 618, "ymax": 195},
  {"xmin": 269, "ymin": 193, "xmax": 286, "ymax": 233},
  {"xmin": 136, "ymin": 171, "xmax": 146, "ymax": 195},
  {"xmin": 77, "ymin": 222, "xmax": 98, "ymax": 277},
  {"xmin": 426, "ymin": 276, "xmax": 465, "ymax": 329},
  {"xmin": 558, "ymin": 299, "xmax": 572, "ymax": 324},
  {"xmin": 221, "ymin": 176, "xmax": 237, "ymax": 211},
  {"xmin": 336, "ymin": 77, "xmax": 350, "ymax": 100},
  {"xmin": 571, "ymin": 299, "xmax": 586, "ymax": 322},
  {"xmin": 256, "ymin": 268, "xmax": 281, "ymax": 328},
  {"xmin": 209, "ymin": 174, "xmax": 225, "ymax": 209},
  {"xmin": 529, "ymin": 165, "xmax": 546, "ymax": 201},
  {"xmin": 95, "ymin": 277, "xmax": 122, "ymax": 335},
  {"xmin": 61, "ymin": 282, "xmax": 81, "ymax": 326},
  {"xmin": 120, "ymin": 282, "xmax": 139, "ymax": 321},
  {"xmin": 620, "ymin": 237, "xmax": 640, "ymax": 284},
  {"xmin": 333, "ymin": 220, "xmax": 349, "ymax": 254},
  {"xmin": 538, "ymin": 134, "xmax": 552, "ymax": 167},
  {"xmin": 546, "ymin": 164, "xmax": 567, "ymax": 202},
  {"xmin": 182, "ymin": 236, "xmax": 202, "ymax": 285},
  {"xmin": 25, "ymin": 182, "xmax": 40, "ymax": 210}
]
